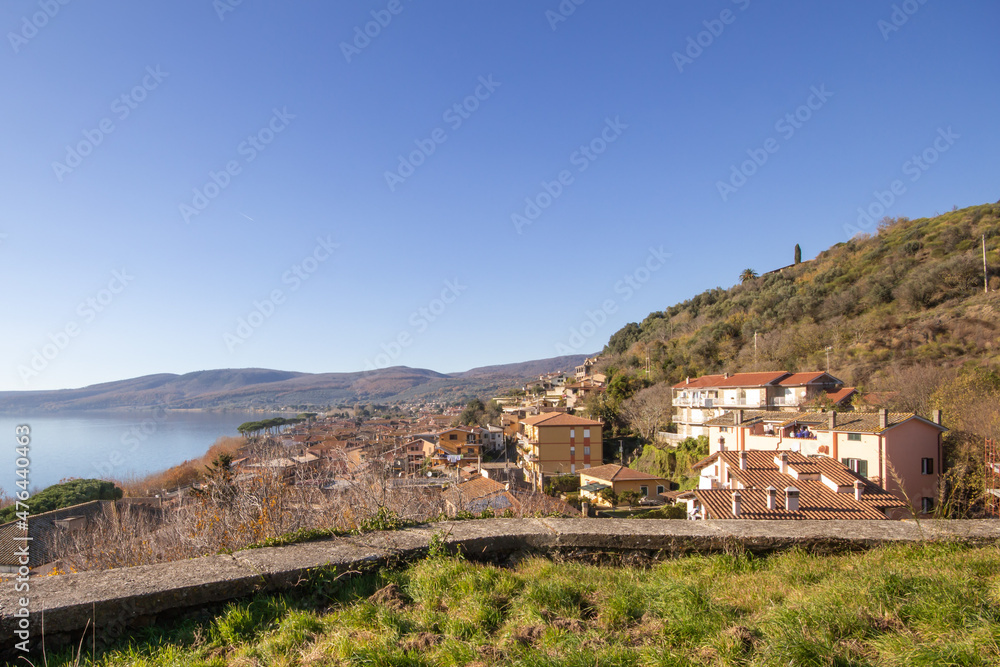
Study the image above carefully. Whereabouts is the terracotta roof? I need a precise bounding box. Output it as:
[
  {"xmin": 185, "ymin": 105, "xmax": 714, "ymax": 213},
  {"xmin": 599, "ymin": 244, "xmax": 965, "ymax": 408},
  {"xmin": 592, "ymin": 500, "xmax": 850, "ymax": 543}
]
[
  {"xmin": 447, "ymin": 475, "xmax": 521, "ymax": 514},
  {"xmin": 672, "ymin": 374, "xmax": 726, "ymax": 389},
  {"xmin": 696, "ymin": 482, "xmax": 889, "ymax": 520},
  {"xmin": 455, "ymin": 475, "xmax": 507, "ymax": 499},
  {"xmin": 708, "ymin": 372, "xmax": 791, "ymax": 388},
  {"xmin": 520, "ymin": 413, "xmax": 602, "ymax": 427},
  {"xmin": 580, "ymin": 464, "xmax": 666, "ymax": 482},
  {"xmin": 697, "ymin": 450, "xmax": 902, "ymax": 516},
  {"xmin": 777, "ymin": 372, "xmax": 841, "ymax": 386},
  {"xmin": 824, "ymin": 412, "xmax": 946, "ymax": 434},
  {"xmin": 822, "ymin": 387, "xmax": 857, "ymax": 404}
]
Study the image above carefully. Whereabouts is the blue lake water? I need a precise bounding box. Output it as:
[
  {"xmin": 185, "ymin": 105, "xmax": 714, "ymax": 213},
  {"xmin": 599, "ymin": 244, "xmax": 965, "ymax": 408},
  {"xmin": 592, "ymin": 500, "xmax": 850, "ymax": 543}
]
[{"xmin": 0, "ymin": 411, "xmax": 287, "ymax": 494}]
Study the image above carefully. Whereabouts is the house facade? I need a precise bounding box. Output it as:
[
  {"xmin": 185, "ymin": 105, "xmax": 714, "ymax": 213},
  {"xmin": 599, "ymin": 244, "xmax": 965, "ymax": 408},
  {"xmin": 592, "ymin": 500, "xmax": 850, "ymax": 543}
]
[
  {"xmin": 578, "ymin": 464, "xmax": 669, "ymax": 506},
  {"xmin": 703, "ymin": 408, "xmax": 946, "ymax": 515},
  {"xmin": 672, "ymin": 371, "xmax": 855, "ymax": 438},
  {"xmin": 517, "ymin": 413, "xmax": 603, "ymax": 490}
]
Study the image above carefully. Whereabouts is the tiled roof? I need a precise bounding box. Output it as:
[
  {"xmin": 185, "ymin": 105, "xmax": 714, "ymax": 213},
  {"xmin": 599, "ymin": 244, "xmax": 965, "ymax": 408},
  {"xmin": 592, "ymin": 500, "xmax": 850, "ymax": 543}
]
[
  {"xmin": 674, "ymin": 372, "xmax": 791, "ymax": 389},
  {"xmin": 580, "ymin": 464, "xmax": 665, "ymax": 482},
  {"xmin": 821, "ymin": 387, "xmax": 857, "ymax": 404},
  {"xmin": 455, "ymin": 475, "xmax": 507, "ymax": 499},
  {"xmin": 672, "ymin": 374, "xmax": 726, "ymax": 389},
  {"xmin": 824, "ymin": 412, "xmax": 945, "ymax": 434},
  {"xmin": 693, "ymin": 450, "xmax": 903, "ymax": 520},
  {"xmin": 696, "ymin": 482, "xmax": 888, "ymax": 520},
  {"xmin": 520, "ymin": 413, "xmax": 602, "ymax": 427},
  {"xmin": 691, "ymin": 452, "xmax": 721, "ymax": 471},
  {"xmin": 447, "ymin": 475, "xmax": 521, "ymax": 514},
  {"xmin": 777, "ymin": 372, "xmax": 840, "ymax": 386}
]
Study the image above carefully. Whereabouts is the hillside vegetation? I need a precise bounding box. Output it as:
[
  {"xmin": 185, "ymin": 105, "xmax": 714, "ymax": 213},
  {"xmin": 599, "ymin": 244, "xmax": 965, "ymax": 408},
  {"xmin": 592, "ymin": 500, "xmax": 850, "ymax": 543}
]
[
  {"xmin": 602, "ymin": 202, "xmax": 1000, "ymax": 387},
  {"xmin": 43, "ymin": 543, "xmax": 1000, "ymax": 666},
  {"xmin": 0, "ymin": 479, "xmax": 121, "ymax": 524}
]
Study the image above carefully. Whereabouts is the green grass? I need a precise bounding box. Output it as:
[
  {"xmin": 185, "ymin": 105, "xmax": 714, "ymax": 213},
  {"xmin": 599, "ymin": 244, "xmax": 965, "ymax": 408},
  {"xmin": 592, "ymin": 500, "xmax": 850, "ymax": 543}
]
[{"xmin": 41, "ymin": 541, "xmax": 1000, "ymax": 666}]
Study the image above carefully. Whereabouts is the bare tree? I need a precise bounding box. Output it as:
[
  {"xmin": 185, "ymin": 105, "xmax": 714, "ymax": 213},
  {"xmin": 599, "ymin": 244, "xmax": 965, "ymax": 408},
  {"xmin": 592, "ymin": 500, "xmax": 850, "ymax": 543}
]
[{"xmin": 620, "ymin": 383, "xmax": 673, "ymax": 442}]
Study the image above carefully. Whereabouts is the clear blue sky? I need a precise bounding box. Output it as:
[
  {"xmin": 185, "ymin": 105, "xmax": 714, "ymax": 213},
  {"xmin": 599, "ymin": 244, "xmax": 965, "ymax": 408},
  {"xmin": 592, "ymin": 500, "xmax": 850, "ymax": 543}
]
[{"xmin": 2, "ymin": 1, "xmax": 997, "ymax": 391}]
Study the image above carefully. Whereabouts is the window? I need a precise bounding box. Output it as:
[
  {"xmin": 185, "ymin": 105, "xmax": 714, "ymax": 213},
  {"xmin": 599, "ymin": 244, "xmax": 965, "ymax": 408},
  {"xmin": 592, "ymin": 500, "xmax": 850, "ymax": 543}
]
[
  {"xmin": 847, "ymin": 433, "xmax": 861, "ymax": 441},
  {"xmin": 584, "ymin": 446, "xmax": 590, "ymax": 456},
  {"xmin": 640, "ymin": 485, "xmax": 648, "ymax": 497},
  {"xmin": 570, "ymin": 429, "xmax": 575, "ymax": 439},
  {"xmin": 570, "ymin": 464, "xmax": 576, "ymax": 473},
  {"xmin": 720, "ymin": 427, "xmax": 729, "ymax": 433},
  {"xmin": 449, "ymin": 434, "xmax": 457, "ymax": 440},
  {"xmin": 584, "ymin": 463, "xmax": 590, "ymax": 469},
  {"xmin": 921, "ymin": 458, "xmax": 934, "ymax": 475},
  {"xmin": 921, "ymin": 497, "xmax": 934, "ymax": 513},
  {"xmin": 570, "ymin": 446, "xmax": 575, "ymax": 453},
  {"xmin": 583, "ymin": 429, "xmax": 591, "ymax": 438},
  {"xmin": 842, "ymin": 458, "xmax": 868, "ymax": 477},
  {"xmin": 656, "ymin": 485, "xmax": 664, "ymax": 495}
]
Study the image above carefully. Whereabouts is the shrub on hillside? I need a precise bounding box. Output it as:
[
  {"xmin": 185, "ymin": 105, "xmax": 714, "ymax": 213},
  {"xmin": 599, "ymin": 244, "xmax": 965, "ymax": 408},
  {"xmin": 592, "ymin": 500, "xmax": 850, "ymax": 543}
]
[{"xmin": 0, "ymin": 479, "xmax": 122, "ymax": 523}]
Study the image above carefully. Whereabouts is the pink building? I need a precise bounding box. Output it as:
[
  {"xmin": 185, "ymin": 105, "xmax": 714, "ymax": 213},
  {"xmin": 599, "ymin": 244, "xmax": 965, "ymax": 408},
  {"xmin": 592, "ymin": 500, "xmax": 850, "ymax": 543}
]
[{"xmin": 704, "ymin": 408, "xmax": 946, "ymax": 515}]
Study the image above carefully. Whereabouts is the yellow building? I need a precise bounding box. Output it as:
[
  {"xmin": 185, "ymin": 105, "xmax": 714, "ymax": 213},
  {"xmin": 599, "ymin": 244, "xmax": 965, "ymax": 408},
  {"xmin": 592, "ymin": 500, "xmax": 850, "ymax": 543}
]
[
  {"xmin": 517, "ymin": 413, "xmax": 603, "ymax": 489},
  {"xmin": 578, "ymin": 464, "xmax": 670, "ymax": 506}
]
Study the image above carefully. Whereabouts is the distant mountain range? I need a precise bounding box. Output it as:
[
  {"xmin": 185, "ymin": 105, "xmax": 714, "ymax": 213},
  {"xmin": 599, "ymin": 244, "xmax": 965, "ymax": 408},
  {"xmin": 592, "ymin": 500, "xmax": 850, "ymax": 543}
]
[{"xmin": 0, "ymin": 355, "xmax": 591, "ymax": 413}]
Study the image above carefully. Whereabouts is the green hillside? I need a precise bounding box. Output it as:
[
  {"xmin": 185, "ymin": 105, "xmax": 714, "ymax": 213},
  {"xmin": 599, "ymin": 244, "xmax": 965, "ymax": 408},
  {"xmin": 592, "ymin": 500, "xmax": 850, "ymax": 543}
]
[{"xmin": 603, "ymin": 202, "xmax": 1000, "ymax": 389}]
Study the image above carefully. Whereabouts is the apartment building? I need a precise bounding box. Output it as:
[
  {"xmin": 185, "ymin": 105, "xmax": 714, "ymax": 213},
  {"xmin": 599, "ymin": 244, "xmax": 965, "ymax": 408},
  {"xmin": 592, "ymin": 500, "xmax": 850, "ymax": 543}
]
[
  {"xmin": 517, "ymin": 412, "xmax": 603, "ymax": 490},
  {"xmin": 672, "ymin": 371, "xmax": 854, "ymax": 438},
  {"xmin": 703, "ymin": 408, "xmax": 946, "ymax": 515}
]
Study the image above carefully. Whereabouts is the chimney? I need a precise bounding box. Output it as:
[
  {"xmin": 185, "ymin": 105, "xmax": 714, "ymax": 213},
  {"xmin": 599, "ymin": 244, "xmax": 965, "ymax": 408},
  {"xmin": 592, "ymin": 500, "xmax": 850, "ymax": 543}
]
[
  {"xmin": 854, "ymin": 479, "xmax": 864, "ymax": 501},
  {"xmin": 724, "ymin": 372, "xmax": 730, "ymax": 379},
  {"xmin": 878, "ymin": 408, "xmax": 888, "ymax": 429},
  {"xmin": 739, "ymin": 451, "xmax": 747, "ymax": 470},
  {"xmin": 784, "ymin": 486, "xmax": 800, "ymax": 512},
  {"xmin": 828, "ymin": 411, "xmax": 836, "ymax": 430},
  {"xmin": 766, "ymin": 486, "xmax": 777, "ymax": 510},
  {"xmin": 686, "ymin": 377, "xmax": 690, "ymax": 385},
  {"xmin": 735, "ymin": 409, "xmax": 743, "ymax": 425},
  {"xmin": 779, "ymin": 452, "xmax": 788, "ymax": 474},
  {"xmin": 731, "ymin": 490, "xmax": 741, "ymax": 517},
  {"xmin": 932, "ymin": 409, "xmax": 942, "ymax": 425}
]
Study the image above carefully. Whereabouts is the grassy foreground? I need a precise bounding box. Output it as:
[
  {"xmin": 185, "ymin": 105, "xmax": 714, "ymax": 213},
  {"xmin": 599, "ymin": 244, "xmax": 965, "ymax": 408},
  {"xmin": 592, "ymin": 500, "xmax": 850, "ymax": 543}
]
[{"xmin": 44, "ymin": 541, "xmax": 1000, "ymax": 666}]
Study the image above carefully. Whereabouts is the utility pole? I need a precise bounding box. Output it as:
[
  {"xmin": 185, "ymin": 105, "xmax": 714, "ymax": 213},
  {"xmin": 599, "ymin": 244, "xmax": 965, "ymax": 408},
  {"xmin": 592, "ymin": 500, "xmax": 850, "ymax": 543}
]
[
  {"xmin": 753, "ymin": 331, "xmax": 758, "ymax": 366},
  {"xmin": 825, "ymin": 346, "xmax": 832, "ymax": 372}
]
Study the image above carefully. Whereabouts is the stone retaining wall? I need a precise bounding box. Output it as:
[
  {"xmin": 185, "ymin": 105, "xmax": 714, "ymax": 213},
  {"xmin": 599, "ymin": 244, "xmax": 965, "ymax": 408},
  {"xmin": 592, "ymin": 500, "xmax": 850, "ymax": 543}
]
[{"xmin": 2, "ymin": 518, "xmax": 998, "ymax": 657}]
